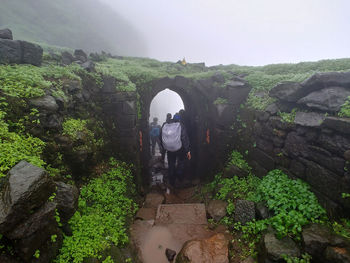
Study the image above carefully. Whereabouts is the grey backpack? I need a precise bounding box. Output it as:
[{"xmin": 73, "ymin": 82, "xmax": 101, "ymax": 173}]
[{"xmin": 162, "ymin": 122, "xmax": 182, "ymax": 152}]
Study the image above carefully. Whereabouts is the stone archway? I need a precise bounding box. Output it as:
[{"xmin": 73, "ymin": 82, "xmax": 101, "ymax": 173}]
[{"xmin": 138, "ymin": 76, "xmax": 212, "ymax": 185}]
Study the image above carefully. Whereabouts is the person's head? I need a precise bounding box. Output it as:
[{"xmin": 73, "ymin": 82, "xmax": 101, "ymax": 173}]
[
  {"xmin": 166, "ymin": 113, "xmax": 172, "ymax": 122},
  {"xmin": 173, "ymin": 113, "xmax": 181, "ymax": 122},
  {"xmin": 153, "ymin": 117, "xmax": 158, "ymax": 123}
]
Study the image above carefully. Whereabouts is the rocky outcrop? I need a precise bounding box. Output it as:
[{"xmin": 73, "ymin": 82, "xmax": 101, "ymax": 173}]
[
  {"xmin": 0, "ymin": 28, "xmax": 13, "ymax": 40},
  {"xmin": 0, "ymin": 161, "xmax": 69, "ymax": 262},
  {"xmin": 259, "ymin": 228, "xmax": 300, "ymax": 263},
  {"xmin": 302, "ymin": 223, "xmax": 350, "ymax": 263},
  {"xmin": 0, "ymin": 161, "xmax": 54, "ymax": 234},
  {"xmin": 176, "ymin": 233, "xmax": 229, "ymax": 263},
  {"xmin": 54, "ymin": 182, "xmax": 79, "ymax": 224},
  {"xmin": 0, "ymin": 29, "xmax": 43, "ymax": 66}
]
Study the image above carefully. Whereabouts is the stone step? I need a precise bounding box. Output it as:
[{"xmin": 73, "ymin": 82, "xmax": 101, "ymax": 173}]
[{"xmin": 155, "ymin": 203, "xmax": 207, "ymax": 225}]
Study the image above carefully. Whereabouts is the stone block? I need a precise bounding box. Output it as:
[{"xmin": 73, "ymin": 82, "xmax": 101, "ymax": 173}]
[
  {"xmin": 19, "ymin": 40, "xmax": 43, "ymax": 66},
  {"xmin": 234, "ymin": 200, "xmax": 255, "ymax": 225},
  {"xmin": 250, "ymin": 148, "xmax": 275, "ymax": 171},
  {"xmin": 0, "ymin": 39, "xmax": 21, "ymax": 64},
  {"xmin": 322, "ymin": 117, "xmax": 350, "ymax": 135}
]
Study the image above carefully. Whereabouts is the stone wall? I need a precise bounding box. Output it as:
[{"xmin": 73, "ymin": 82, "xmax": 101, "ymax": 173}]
[{"xmin": 233, "ymin": 71, "xmax": 350, "ymax": 217}]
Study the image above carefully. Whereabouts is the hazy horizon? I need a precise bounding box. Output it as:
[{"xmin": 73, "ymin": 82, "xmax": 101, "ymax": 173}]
[{"xmin": 99, "ymin": 0, "xmax": 350, "ymax": 66}]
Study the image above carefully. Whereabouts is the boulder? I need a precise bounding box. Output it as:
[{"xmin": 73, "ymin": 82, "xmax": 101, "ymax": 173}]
[
  {"xmin": 322, "ymin": 117, "xmax": 350, "ymax": 135},
  {"xmin": 176, "ymin": 233, "xmax": 229, "ymax": 263},
  {"xmin": 7, "ymin": 201, "xmax": 57, "ymax": 240},
  {"xmin": 234, "ymin": 200, "xmax": 255, "ymax": 225},
  {"xmin": 259, "ymin": 229, "xmax": 300, "ymax": 262},
  {"xmin": 269, "ymin": 82, "xmax": 303, "ymax": 102},
  {"xmin": 54, "ymin": 182, "xmax": 79, "ymax": 224},
  {"xmin": 298, "ymin": 87, "xmax": 350, "ymax": 112},
  {"xmin": 0, "ymin": 28, "xmax": 13, "ymax": 40},
  {"xmin": 207, "ymin": 200, "xmax": 227, "ymax": 222},
  {"xmin": 61, "ymin": 51, "xmax": 74, "ymax": 65},
  {"xmin": 0, "ymin": 161, "xmax": 54, "ymax": 233},
  {"xmin": 294, "ymin": 112, "xmax": 326, "ymax": 127},
  {"xmin": 302, "ymin": 71, "xmax": 350, "ymax": 92},
  {"xmin": 302, "ymin": 224, "xmax": 350, "ymax": 263},
  {"xmin": 74, "ymin": 49, "xmax": 88, "ymax": 62},
  {"xmin": 0, "ymin": 39, "xmax": 21, "ymax": 64},
  {"xmin": 29, "ymin": 95, "xmax": 59, "ymax": 112},
  {"xmin": 81, "ymin": 60, "xmax": 96, "ymax": 72},
  {"xmin": 18, "ymin": 40, "xmax": 43, "ymax": 66}
]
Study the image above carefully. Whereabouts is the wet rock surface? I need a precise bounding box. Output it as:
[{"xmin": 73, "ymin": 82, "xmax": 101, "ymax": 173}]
[
  {"xmin": 0, "ymin": 161, "xmax": 54, "ymax": 233},
  {"xmin": 176, "ymin": 233, "xmax": 229, "ymax": 263},
  {"xmin": 259, "ymin": 229, "xmax": 300, "ymax": 262},
  {"xmin": 54, "ymin": 182, "xmax": 79, "ymax": 224},
  {"xmin": 207, "ymin": 200, "xmax": 227, "ymax": 222}
]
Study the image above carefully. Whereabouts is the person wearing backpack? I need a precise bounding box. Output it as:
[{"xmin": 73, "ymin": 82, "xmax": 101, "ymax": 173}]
[
  {"xmin": 149, "ymin": 117, "xmax": 161, "ymax": 156},
  {"xmin": 161, "ymin": 113, "xmax": 191, "ymax": 188}
]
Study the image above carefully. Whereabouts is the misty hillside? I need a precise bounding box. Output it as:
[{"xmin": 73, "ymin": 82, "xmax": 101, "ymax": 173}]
[{"xmin": 0, "ymin": 0, "xmax": 147, "ymax": 56}]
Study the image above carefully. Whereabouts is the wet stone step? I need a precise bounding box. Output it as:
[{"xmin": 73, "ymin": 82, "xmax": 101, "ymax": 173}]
[{"xmin": 155, "ymin": 203, "xmax": 207, "ymax": 225}]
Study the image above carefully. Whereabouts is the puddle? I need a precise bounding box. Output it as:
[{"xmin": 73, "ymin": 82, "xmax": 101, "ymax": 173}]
[{"xmin": 141, "ymin": 226, "xmax": 182, "ymax": 263}]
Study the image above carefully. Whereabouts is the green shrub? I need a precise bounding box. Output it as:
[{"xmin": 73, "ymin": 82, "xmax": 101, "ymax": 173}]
[
  {"xmin": 278, "ymin": 108, "xmax": 297, "ymax": 123},
  {"xmin": 338, "ymin": 96, "xmax": 350, "ymax": 118},
  {"xmin": 55, "ymin": 159, "xmax": 137, "ymax": 263},
  {"xmin": 0, "ymin": 110, "xmax": 45, "ymax": 178},
  {"xmin": 227, "ymin": 151, "xmax": 252, "ymax": 175}
]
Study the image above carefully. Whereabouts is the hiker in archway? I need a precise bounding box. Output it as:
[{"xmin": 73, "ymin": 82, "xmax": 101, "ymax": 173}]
[
  {"xmin": 160, "ymin": 113, "xmax": 172, "ymax": 163},
  {"xmin": 161, "ymin": 113, "xmax": 191, "ymax": 189},
  {"xmin": 149, "ymin": 117, "xmax": 161, "ymax": 156}
]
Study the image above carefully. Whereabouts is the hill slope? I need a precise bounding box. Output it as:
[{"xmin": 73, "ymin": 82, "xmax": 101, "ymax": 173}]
[{"xmin": 0, "ymin": 0, "xmax": 147, "ymax": 56}]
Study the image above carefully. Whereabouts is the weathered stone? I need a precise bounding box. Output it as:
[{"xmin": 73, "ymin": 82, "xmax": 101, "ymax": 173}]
[
  {"xmin": 223, "ymin": 164, "xmax": 249, "ymax": 178},
  {"xmin": 250, "ymin": 148, "xmax": 275, "ymax": 171},
  {"xmin": 54, "ymin": 182, "xmax": 79, "ymax": 224},
  {"xmin": 269, "ymin": 82, "xmax": 303, "ymax": 102},
  {"xmin": 0, "ymin": 39, "xmax": 21, "ymax": 64},
  {"xmin": 61, "ymin": 51, "xmax": 74, "ymax": 65},
  {"xmin": 81, "ymin": 60, "xmax": 95, "ymax": 72},
  {"xmin": 325, "ymin": 246, "xmax": 350, "ymax": 263},
  {"xmin": 241, "ymin": 256, "xmax": 255, "ymax": 263},
  {"xmin": 176, "ymin": 233, "xmax": 229, "ymax": 263},
  {"xmin": 135, "ymin": 207, "xmax": 156, "ymax": 220},
  {"xmin": 29, "ymin": 95, "xmax": 59, "ymax": 112},
  {"xmin": 302, "ymin": 223, "xmax": 333, "ymax": 258},
  {"xmin": 212, "ymin": 72, "xmax": 225, "ymax": 83},
  {"xmin": 102, "ymin": 76, "xmax": 117, "ymax": 93},
  {"xmin": 318, "ymin": 133, "xmax": 350, "ymax": 156},
  {"xmin": 260, "ymin": 230, "xmax": 300, "ymax": 262},
  {"xmin": 269, "ymin": 116, "xmax": 295, "ymax": 131},
  {"xmin": 74, "ymin": 49, "xmax": 88, "ymax": 62},
  {"xmin": 272, "ymin": 136, "xmax": 284, "ymax": 148},
  {"xmin": 0, "ymin": 28, "xmax": 13, "ymax": 40},
  {"xmin": 144, "ymin": 192, "xmax": 165, "ymax": 209},
  {"xmin": 289, "ymin": 159, "xmax": 306, "ymax": 179},
  {"xmin": 302, "ymin": 71, "xmax": 350, "ymax": 93},
  {"xmin": 294, "ymin": 112, "xmax": 325, "ymax": 127},
  {"xmin": 0, "ymin": 254, "xmax": 20, "ymax": 263},
  {"xmin": 234, "ymin": 200, "xmax": 255, "ymax": 225},
  {"xmin": 256, "ymin": 138, "xmax": 274, "ymax": 155},
  {"xmin": 0, "ymin": 161, "xmax": 54, "ymax": 233},
  {"xmin": 283, "ymin": 132, "xmax": 308, "ymax": 158},
  {"xmin": 156, "ymin": 204, "xmax": 207, "ymax": 225},
  {"xmin": 255, "ymin": 202, "xmax": 270, "ymax": 220},
  {"xmin": 166, "ymin": 248, "xmax": 177, "ymax": 262},
  {"xmin": 123, "ymin": 100, "xmax": 136, "ymax": 114},
  {"xmin": 18, "ymin": 40, "xmax": 43, "ymax": 66},
  {"xmin": 7, "ymin": 202, "xmax": 57, "ymax": 240},
  {"xmin": 345, "ymin": 150, "xmax": 350, "ymax": 161},
  {"xmin": 307, "ymin": 145, "xmax": 345, "ymax": 174},
  {"xmin": 256, "ymin": 111, "xmax": 270, "ymax": 122},
  {"xmin": 298, "ymin": 87, "xmax": 350, "ymax": 112},
  {"xmin": 322, "ymin": 117, "xmax": 350, "ymax": 135},
  {"xmin": 207, "ymin": 200, "xmax": 227, "ymax": 222},
  {"xmin": 175, "ymin": 75, "xmax": 190, "ymax": 89},
  {"xmin": 304, "ymin": 160, "xmax": 349, "ymax": 202},
  {"xmin": 265, "ymin": 103, "xmax": 280, "ymax": 115}
]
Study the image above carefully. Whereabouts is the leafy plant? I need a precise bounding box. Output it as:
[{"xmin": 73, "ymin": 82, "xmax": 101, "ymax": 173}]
[
  {"xmin": 278, "ymin": 108, "xmax": 297, "ymax": 123},
  {"xmin": 213, "ymin": 97, "xmax": 228, "ymax": 105},
  {"xmin": 55, "ymin": 159, "xmax": 137, "ymax": 263},
  {"xmin": 338, "ymin": 96, "xmax": 350, "ymax": 118}
]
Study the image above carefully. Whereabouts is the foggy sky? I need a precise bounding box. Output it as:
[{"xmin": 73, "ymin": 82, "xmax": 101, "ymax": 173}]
[
  {"xmin": 149, "ymin": 89, "xmax": 184, "ymax": 124},
  {"xmin": 99, "ymin": 0, "xmax": 350, "ymax": 66}
]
